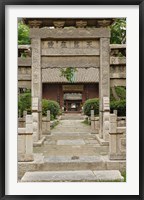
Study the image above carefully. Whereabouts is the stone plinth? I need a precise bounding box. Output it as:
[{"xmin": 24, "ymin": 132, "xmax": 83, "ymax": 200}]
[
  {"xmin": 109, "ymin": 114, "xmax": 126, "ymax": 160},
  {"xmin": 18, "ymin": 115, "xmax": 34, "ymax": 162}
]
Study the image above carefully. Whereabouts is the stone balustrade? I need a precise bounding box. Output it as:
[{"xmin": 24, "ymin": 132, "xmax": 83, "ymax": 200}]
[{"xmin": 18, "ymin": 115, "xmax": 34, "ymax": 162}]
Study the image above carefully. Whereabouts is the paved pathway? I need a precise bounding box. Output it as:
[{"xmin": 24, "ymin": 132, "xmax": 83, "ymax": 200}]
[{"xmin": 34, "ymin": 115, "xmax": 109, "ymax": 157}]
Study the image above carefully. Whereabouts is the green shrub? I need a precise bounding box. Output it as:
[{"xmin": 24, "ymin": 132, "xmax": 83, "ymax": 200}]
[
  {"xmin": 42, "ymin": 99, "xmax": 60, "ymax": 119},
  {"xmin": 110, "ymin": 86, "xmax": 126, "ymax": 101},
  {"xmin": 83, "ymin": 98, "xmax": 99, "ymax": 116},
  {"xmin": 115, "ymin": 86, "xmax": 126, "ymax": 100},
  {"xmin": 110, "ymin": 99, "xmax": 126, "ymax": 116},
  {"xmin": 18, "ymin": 92, "xmax": 31, "ymax": 116}
]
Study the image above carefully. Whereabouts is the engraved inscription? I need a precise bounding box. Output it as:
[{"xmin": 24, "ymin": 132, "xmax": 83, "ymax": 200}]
[{"xmin": 41, "ymin": 40, "xmax": 100, "ymax": 55}]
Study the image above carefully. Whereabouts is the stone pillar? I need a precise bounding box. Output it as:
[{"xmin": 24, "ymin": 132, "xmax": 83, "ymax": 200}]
[
  {"xmin": 109, "ymin": 114, "xmax": 126, "ymax": 160},
  {"xmin": 94, "ymin": 117, "xmax": 99, "ymax": 134},
  {"xmin": 47, "ymin": 110, "xmax": 51, "ymax": 134},
  {"xmin": 18, "ymin": 115, "xmax": 34, "ymax": 162},
  {"xmin": 23, "ymin": 110, "xmax": 27, "ymax": 119},
  {"xmin": 91, "ymin": 110, "xmax": 95, "ymax": 134},
  {"xmin": 31, "ymin": 36, "xmax": 42, "ymax": 142},
  {"xmin": 103, "ymin": 97, "xmax": 110, "ymax": 141},
  {"xmin": 99, "ymin": 37, "xmax": 110, "ymax": 138}
]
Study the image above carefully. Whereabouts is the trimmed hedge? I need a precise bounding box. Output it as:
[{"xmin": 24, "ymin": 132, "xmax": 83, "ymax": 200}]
[
  {"xmin": 110, "ymin": 99, "xmax": 126, "ymax": 116},
  {"xmin": 83, "ymin": 98, "xmax": 99, "ymax": 116},
  {"xmin": 42, "ymin": 99, "xmax": 60, "ymax": 119},
  {"xmin": 83, "ymin": 98, "xmax": 126, "ymax": 117}
]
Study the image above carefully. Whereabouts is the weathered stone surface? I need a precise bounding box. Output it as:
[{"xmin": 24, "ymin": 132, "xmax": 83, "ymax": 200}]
[
  {"xmin": 110, "ymin": 57, "xmax": 126, "ymax": 65},
  {"xmin": 99, "ymin": 38, "xmax": 110, "ymax": 139},
  {"xmin": 18, "ymin": 135, "xmax": 26, "ymax": 154},
  {"xmin": 30, "ymin": 28, "xmax": 110, "ymax": 39},
  {"xmin": 57, "ymin": 139, "xmax": 85, "ymax": 145},
  {"xmin": 18, "ymin": 153, "xmax": 34, "ymax": 162},
  {"xmin": 18, "ymin": 57, "xmax": 32, "ymax": 66},
  {"xmin": 93, "ymin": 170, "xmax": 124, "ymax": 181},
  {"xmin": 41, "ymin": 39, "xmax": 100, "ymax": 56},
  {"xmin": 21, "ymin": 170, "xmax": 123, "ymax": 182},
  {"xmin": 21, "ymin": 170, "xmax": 96, "ymax": 182},
  {"xmin": 41, "ymin": 56, "xmax": 100, "ymax": 68}
]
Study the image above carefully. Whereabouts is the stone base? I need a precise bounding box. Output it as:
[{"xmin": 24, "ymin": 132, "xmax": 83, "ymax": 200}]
[
  {"xmin": 109, "ymin": 153, "xmax": 126, "ymax": 160},
  {"xmin": 42, "ymin": 131, "xmax": 51, "ymax": 135},
  {"xmin": 33, "ymin": 136, "xmax": 46, "ymax": 147},
  {"xmin": 18, "ymin": 153, "xmax": 34, "ymax": 162},
  {"xmin": 95, "ymin": 134, "xmax": 109, "ymax": 146}
]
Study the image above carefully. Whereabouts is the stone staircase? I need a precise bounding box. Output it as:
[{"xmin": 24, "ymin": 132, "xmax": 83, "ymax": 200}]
[{"xmin": 19, "ymin": 118, "xmax": 124, "ymax": 182}]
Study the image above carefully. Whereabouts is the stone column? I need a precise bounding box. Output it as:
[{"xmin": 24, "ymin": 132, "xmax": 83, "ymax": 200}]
[
  {"xmin": 99, "ymin": 37, "xmax": 110, "ymax": 138},
  {"xmin": 31, "ymin": 35, "xmax": 42, "ymax": 142},
  {"xmin": 91, "ymin": 110, "xmax": 95, "ymax": 134},
  {"xmin": 47, "ymin": 110, "xmax": 51, "ymax": 134},
  {"xmin": 103, "ymin": 97, "xmax": 110, "ymax": 141}
]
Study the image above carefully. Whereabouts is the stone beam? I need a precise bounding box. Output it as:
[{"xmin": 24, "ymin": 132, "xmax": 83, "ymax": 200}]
[{"xmin": 30, "ymin": 28, "xmax": 110, "ymax": 39}]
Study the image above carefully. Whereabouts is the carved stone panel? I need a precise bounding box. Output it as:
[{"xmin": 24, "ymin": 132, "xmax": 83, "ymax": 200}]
[{"xmin": 41, "ymin": 39, "xmax": 100, "ymax": 55}]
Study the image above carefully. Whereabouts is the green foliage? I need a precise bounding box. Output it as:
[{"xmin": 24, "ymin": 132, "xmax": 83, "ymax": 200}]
[
  {"xmin": 18, "ymin": 92, "xmax": 31, "ymax": 116},
  {"xmin": 110, "ymin": 86, "xmax": 126, "ymax": 101},
  {"xmin": 110, "ymin": 99, "xmax": 126, "ymax": 116},
  {"xmin": 83, "ymin": 98, "xmax": 99, "ymax": 116},
  {"xmin": 110, "ymin": 18, "xmax": 126, "ymax": 44},
  {"xmin": 42, "ymin": 99, "xmax": 60, "ymax": 119},
  {"xmin": 18, "ymin": 21, "xmax": 30, "ymax": 45},
  {"xmin": 60, "ymin": 67, "xmax": 77, "ymax": 83},
  {"xmin": 115, "ymin": 86, "xmax": 126, "ymax": 100}
]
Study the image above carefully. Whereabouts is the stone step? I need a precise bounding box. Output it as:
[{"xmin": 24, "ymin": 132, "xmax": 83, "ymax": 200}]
[
  {"xmin": 40, "ymin": 155, "xmax": 108, "ymax": 171},
  {"xmin": 34, "ymin": 144, "xmax": 109, "ymax": 157},
  {"xmin": 61, "ymin": 115, "xmax": 85, "ymax": 120},
  {"xmin": 21, "ymin": 170, "xmax": 124, "ymax": 182}
]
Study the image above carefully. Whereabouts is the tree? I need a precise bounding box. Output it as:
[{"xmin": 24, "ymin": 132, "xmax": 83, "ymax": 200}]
[
  {"xmin": 110, "ymin": 18, "xmax": 126, "ymax": 44},
  {"xmin": 60, "ymin": 67, "xmax": 77, "ymax": 83},
  {"xmin": 18, "ymin": 21, "xmax": 30, "ymax": 45}
]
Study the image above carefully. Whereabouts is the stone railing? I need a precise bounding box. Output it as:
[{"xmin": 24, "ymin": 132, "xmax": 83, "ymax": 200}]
[
  {"xmin": 18, "ymin": 110, "xmax": 51, "ymax": 135},
  {"xmin": 109, "ymin": 113, "xmax": 126, "ymax": 160},
  {"xmin": 18, "ymin": 115, "xmax": 34, "ymax": 162},
  {"xmin": 42, "ymin": 110, "xmax": 51, "ymax": 135}
]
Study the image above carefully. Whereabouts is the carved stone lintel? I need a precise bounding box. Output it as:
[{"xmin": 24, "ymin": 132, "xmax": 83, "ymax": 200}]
[
  {"xmin": 76, "ymin": 20, "xmax": 87, "ymax": 28},
  {"xmin": 97, "ymin": 20, "xmax": 112, "ymax": 27},
  {"xmin": 29, "ymin": 20, "xmax": 42, "ymax": 28},
  {"xmin": 53, "ymin": 21, "xmax": 65, "ymax": 28}
]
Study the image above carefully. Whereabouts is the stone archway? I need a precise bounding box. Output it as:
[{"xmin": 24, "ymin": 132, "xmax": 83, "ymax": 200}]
[{"xmin": 28, "ymin": 18, "xmax": 111, "ymax": 142}]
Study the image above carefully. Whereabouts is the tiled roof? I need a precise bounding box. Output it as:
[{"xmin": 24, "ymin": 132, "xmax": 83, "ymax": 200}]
[{"xmin": 42, "ymin": 68, "xmax": 99, "ymax": 83}]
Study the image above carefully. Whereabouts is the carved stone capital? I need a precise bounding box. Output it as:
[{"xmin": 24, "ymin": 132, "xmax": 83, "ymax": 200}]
[
  {"xmin": 76, "ymin": 20, "xmax": 87, "ymax": 28},
  {"xmin": 53, "ymin": 21, "xmax": 65, "ymax": 28},
  {"xmin": 97, "ymin": 19, "xmax": 112, "ymax": 27},
  {"xmin": 29, "ymin": 20, "xmax": 42, "ymax": 28}
]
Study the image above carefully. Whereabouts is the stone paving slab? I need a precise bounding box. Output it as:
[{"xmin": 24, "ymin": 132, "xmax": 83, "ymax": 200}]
[
  {"xmin": 57, "ymin": 139, "xmax": 85, "ymax": 145},
  {"xmin": 21, "ymin": 170, "xmax": 124, "ymax": 182},
  {"xmin": 44, "ymin": 155, "xmax": 103, "ymax": 163},
  {"xmin": 93, "ymin": 170, "xmax": 124, "ymax": 181}
]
